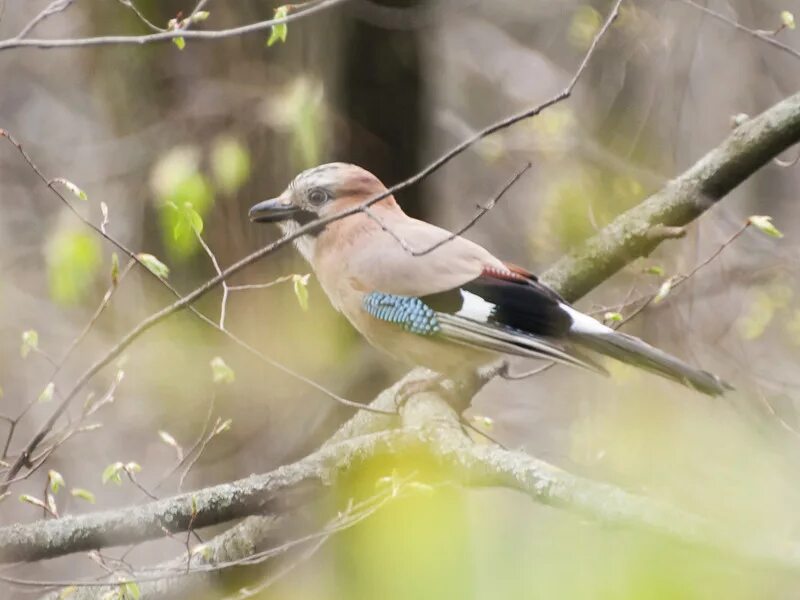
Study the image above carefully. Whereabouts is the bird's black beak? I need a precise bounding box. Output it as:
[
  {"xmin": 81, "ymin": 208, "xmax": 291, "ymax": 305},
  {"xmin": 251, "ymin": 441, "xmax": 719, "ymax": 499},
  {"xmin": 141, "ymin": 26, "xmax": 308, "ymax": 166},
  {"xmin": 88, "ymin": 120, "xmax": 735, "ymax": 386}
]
[{"xmin": 248, "ymin": 197, "xmax": 299, "ymax": 223}]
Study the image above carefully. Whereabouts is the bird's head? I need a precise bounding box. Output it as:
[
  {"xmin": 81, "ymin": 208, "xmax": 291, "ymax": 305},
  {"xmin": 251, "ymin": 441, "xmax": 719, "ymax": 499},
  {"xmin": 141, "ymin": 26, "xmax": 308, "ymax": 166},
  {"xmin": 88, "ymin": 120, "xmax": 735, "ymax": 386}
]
[{"xmin": 249, "ymin": 163, "xmax": 392, "ymax": 230}]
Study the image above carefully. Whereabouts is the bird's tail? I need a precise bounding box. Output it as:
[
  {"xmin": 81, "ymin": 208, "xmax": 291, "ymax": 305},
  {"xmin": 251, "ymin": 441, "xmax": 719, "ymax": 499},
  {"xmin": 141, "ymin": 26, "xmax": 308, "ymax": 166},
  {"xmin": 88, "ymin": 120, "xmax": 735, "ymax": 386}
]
[{"xmin": 568, "ymin": 329, "xmax": 732, "ymax": 396}]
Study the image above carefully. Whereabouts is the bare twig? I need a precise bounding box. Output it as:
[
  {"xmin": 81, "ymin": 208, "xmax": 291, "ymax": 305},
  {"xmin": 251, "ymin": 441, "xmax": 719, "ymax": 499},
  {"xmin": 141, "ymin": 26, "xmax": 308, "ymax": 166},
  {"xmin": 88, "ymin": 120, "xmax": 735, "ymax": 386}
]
[
  {"xmin": 116, "ymin": 0, "xmax": 164, "ymax": 32},
  {"xmin": 678, "ymin": 0, "xmax": 800, "ymax": 61},
  {"xmin": 0, "ymin": 0, "xmax": 349, "ymax": 51},
  {"xmin": 14, "ymin": 0, "xmax": 74, "ymax": 40},
  {"xmin": 612, "ymin": 222, "xmax": 751, "ymax": 328},
  {"xmin": 195, "ymin": 232, "xmax": 230, "ymax": 329},
  {"xmin": 366, "ymin": 163, "xmax": 532, "ymax": 256}
]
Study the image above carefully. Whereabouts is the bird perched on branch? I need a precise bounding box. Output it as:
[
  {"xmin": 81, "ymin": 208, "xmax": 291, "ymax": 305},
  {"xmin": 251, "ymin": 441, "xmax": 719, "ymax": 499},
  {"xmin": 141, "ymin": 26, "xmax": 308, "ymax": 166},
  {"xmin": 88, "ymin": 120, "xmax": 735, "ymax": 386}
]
[{"xmin": 249, "ymin": 163, "xmax": 730, "ymax": 396}]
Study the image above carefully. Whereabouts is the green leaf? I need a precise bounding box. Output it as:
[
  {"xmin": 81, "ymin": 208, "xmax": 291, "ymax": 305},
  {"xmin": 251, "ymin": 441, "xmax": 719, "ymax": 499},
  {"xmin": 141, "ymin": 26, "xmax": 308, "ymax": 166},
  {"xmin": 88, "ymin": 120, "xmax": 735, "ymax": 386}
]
[
  {"xmin": 603, "ymin": 311, "xmax": 623, "ymax": 323},
  {"xmin": 111, "ymin": 252, "xmax": 120, "ymax": 286},
  {"xmin": 211, "ymin": 137, "xmax": 251, "ymax": 194},
  {"xmin": 172, "ymin": 36, "xmax": 185, "ymax": 50},
  {"xmin": 748, "ymin": 215, "xmax": 783, "ymax": 239},
  {"xmin": 192, "ymin": 10, "xmax": 210, "ymax": 22},
  {"xmin": 48, "ymin": 470, "xmax": 65, "ymax": 494},
  {"xmin": 125, "ymin": 462, "xmax": 142, "ymax": 474},
  {"xmin": 214, "ymin": 418, "xmax": 233, "ymax": 436},
  {"xmin": 470, "ymin": 415, "xmax": 494, "ymax": 429},
  {"xmin": 121, "ymin": 581, "xmax": 141, "ymax": 600},
  {"xmin": 46, "ymin": 492, "xmax": 58, "ymax": 516},
  {"xmin": 781, "ymin": 10, "xmax": 796, "ymax": 30},
  {"xmin": 158, "ymin": 430, "xmax": 183, "ymax": 459},
  {"xmin": 170, "ymin": 202, "xmax": 204, "ymax": 242},
  {"xmin": 21, "ymin": 329, "xmax": 39, "ymax": 358},
  {"xmin": 59, "ymin": 585, "xmax": 78, "ymax": 599},
  {"xmin": 653, "ymin": 278, "xmax": 675, "ymax": 304},
  {"xmin": 70, "ymin": 488, "xmax": 96, "ymax": 504},
  {"xmin": 191, "ymin": 543, "xmax": 212, "ymax": 559},
  {"xmin": 38, "ymin": 382, "xmax": 55, "ymax": 403},
  {"xmin": 267, "ymin": 5, "xmax": 289, "ymax": 46},
  {"xmin": 137, "ymin": 253, "xmax": 170, "ymax": 279},
  {"xmin": 210, "ymin": 356, "xmax": 235, "ymax": 384},
  {"xmin": 47, "ymin": 229, "xmax": 102, "ymax": 305},
  {"xmin": 292, "ymin": 273, "xmax": 310, "ymax": 311},
  {"xmin": 150, "ymin": 147, "xmax": 213, "ymax": 261},
  {"xmin": 642, "ymin": 265, "xmax": 665, "ymax": 277},
  {"xmin": 19, "ymin": 494, "xmax": 47, "ymax": 510},
  {"xmin": 102, "ymin": 462, "xmax": 124, "ymax": 485},
  {"xmin": 53, "ymin": 178, "xmax": 88, "ymax": 201}
]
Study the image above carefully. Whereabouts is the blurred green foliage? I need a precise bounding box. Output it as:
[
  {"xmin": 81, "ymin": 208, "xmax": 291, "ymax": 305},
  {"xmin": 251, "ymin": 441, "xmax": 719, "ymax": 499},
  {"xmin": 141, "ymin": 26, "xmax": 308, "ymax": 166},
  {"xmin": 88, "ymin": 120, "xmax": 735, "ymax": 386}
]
[
  {"xmin": 46, "ymin": 228, "xmax": 102, "ymax": 305},
  {"xmin": 533, "ymin": 166, "xmax": 644, "ymax": 258},
  {"xmin": 569, "ymin": 5, "xmax": 601, "ymax": 48},
  {"xmin": 150, "ymin": 139, "xmax": 251, "ymax": 261},
  {"xmin": 268, "ymin": 77, "xmax": 326, "ymax": 169},
  {"xmin": 737, "ymin": 283, "xmax": 793, "ymax": 341},
  {"xmin": 211, "ymin": 136, "xmax": 251, "ymax": 196}
]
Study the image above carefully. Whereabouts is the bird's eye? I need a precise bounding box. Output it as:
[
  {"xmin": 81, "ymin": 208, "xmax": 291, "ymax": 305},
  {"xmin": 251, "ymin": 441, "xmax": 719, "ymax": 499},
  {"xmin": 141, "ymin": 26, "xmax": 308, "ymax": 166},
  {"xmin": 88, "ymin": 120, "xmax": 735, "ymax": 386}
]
[{"xmin": 308, "ymin": 188, "xmax": 328, "ymax": 206}]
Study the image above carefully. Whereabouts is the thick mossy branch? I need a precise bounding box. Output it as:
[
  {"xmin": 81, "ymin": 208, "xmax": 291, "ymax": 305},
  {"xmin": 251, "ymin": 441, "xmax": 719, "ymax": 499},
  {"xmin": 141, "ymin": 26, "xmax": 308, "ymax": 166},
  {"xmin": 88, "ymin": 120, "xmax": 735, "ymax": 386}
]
[
  {"xmin": 541, "ymin": 91, "xmax": 800, "ymax": 301},
  {"xmin": 0, "ymin": 428, "xmax": 396, "ymax": 564}
]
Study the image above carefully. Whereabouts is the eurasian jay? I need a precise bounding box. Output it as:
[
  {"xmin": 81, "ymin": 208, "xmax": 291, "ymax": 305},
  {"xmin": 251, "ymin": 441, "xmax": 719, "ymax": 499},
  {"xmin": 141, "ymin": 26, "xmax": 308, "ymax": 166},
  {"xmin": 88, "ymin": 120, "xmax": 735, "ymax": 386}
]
[{"xmin": 249, "ymin": 163, "xmax": 730, "ymax": 396}]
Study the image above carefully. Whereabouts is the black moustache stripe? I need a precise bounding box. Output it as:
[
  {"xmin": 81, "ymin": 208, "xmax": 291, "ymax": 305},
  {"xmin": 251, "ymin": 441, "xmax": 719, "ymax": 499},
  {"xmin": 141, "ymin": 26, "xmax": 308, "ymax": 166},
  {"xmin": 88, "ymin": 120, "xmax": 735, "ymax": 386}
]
[{"xmin": 294, "ymin": 209, "xmax": 325, "ymax": 236}]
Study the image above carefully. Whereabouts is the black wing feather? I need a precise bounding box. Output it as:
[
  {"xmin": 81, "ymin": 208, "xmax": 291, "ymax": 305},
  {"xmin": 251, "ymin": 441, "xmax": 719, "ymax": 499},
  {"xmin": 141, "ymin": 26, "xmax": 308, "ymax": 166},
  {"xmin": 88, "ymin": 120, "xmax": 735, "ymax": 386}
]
[{"xmin": 422, "ymin": 274, "xmax": 572, "ymax": 337}]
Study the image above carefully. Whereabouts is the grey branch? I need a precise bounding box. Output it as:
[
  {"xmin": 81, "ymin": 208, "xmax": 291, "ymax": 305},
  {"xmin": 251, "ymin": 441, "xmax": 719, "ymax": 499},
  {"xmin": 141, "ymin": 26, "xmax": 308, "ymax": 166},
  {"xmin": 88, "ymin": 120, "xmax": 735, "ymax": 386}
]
[{"xmin": 11, "ymin": 384, "xmax": 800, "ymax": 599}]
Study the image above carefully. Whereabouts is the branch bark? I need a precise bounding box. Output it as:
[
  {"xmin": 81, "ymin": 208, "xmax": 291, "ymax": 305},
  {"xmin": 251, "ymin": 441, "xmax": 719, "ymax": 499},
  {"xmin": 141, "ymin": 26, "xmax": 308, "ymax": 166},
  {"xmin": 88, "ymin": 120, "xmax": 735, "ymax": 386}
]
[{"xmin": 14, "ymin": 383, "xmax": 800, "ymax": 600}]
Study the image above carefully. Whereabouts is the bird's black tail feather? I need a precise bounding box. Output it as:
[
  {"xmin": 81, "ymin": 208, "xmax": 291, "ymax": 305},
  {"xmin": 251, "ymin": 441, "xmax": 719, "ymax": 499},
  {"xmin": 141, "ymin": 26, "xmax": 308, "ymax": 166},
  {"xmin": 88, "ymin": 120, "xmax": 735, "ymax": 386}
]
[{"xmin": 569, "ymin": 329, "xmax": 732, "ymax": 396}]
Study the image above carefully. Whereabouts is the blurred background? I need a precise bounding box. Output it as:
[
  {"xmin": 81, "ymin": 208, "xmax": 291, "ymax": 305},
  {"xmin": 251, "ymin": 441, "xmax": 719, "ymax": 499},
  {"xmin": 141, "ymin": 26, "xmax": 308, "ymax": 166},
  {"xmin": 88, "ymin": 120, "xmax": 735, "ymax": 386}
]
[{"xmin": 2, "ymin": 0, "xmax": 800, "ymax": 597}]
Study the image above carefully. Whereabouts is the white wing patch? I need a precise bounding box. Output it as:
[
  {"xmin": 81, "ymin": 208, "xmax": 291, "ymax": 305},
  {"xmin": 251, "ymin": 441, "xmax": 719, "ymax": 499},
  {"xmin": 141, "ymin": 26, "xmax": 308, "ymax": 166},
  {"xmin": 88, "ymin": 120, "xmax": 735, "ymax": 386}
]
[
  {"xmin": 561, "ymin": 304, "xmax": 612, "ymax": 335},
  {"xmin": 457, "ymin": 290, "xmax": 495, "ymax": 322}
]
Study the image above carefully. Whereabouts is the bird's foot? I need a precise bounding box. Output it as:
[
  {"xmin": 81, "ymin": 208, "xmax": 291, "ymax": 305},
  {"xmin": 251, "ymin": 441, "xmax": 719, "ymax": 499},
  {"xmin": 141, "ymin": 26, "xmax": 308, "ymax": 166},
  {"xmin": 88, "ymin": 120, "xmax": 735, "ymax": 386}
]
[
  {"xmin": 393, "ymin": 373, "xmax": 462, "ymax": 413},
  {"xmin": 497, "ymin": 361, "xmax": 556, "ymax": 380}
]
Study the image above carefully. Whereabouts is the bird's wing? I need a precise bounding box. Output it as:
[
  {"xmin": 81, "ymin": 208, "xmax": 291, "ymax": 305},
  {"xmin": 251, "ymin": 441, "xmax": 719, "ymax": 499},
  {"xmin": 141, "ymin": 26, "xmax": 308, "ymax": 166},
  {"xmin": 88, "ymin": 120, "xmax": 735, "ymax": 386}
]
[
  {"xmin": 345, "ymin": 216, "xmax": 507, "ymax": 297},
  {"xmin": 361, "ymin": 267, "xmax": 606, "ymax": 373}
]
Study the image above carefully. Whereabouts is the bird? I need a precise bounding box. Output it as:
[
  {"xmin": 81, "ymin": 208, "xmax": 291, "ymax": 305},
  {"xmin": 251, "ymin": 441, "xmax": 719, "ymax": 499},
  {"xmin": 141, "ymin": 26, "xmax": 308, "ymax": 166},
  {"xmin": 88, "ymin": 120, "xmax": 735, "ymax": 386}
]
[{"xmin": 249, "ymin": 163, "xmax": 730, "ymax": 396}]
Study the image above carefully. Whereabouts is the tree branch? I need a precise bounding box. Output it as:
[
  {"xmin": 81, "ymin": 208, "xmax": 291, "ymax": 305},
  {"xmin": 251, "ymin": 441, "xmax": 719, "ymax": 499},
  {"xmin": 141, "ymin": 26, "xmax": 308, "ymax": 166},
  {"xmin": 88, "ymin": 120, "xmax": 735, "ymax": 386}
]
[{"xmin": 6, "ymin": 381, "xmax": 800, "ymax": 597}]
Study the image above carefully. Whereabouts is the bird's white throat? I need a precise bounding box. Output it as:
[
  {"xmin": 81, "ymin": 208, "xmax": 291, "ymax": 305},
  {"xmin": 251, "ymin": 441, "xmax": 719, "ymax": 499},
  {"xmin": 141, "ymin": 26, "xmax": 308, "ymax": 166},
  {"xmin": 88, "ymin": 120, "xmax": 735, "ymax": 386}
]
[{"xmin": 277, "ymin": 219, "xmax": 316, "ymax": 264}]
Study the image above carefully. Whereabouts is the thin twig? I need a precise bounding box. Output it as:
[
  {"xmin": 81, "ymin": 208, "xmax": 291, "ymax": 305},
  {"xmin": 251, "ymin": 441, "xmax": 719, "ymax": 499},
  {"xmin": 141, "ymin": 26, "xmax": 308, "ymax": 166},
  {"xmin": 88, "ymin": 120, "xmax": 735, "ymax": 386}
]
[
  {"xmin": 0, "ymin": 0, "xmax": 348, "ymax": 50},
  {"xmin": 613, "ymin": 222, "xmax": 751, "ymax": 328},
  {"xmin": 678, "ymin": 0, "xmax": 800, "ymax": 61},
  {"xmin": 227, "ymin": 275, "xmax": 297, "ymax": 292},
  {"xmin": 195, "ymin": 232, "xmax": 230, "ymax": 329},
  {"xmin": 14, "ymin": 0, "xmax": 74, "ymax": 40},
  {"xmin": 116, "ymin": 0, "xmax": 164, "ymax": 32},
  {"xmin": 154, "ymin": 396, "xmax": 215, "ymax": 493},
  {"xmin": 366, "ymin": 163, "xmax": 532, "ymax": 256}
]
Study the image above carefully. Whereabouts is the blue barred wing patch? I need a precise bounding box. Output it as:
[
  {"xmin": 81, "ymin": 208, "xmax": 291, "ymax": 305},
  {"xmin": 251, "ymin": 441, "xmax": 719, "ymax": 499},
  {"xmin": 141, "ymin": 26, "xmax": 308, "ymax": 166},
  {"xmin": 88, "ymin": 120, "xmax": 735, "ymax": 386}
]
[{"xmin": 362, "ymin": 292, "xmax": 441, "ymax": 336}]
